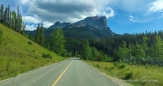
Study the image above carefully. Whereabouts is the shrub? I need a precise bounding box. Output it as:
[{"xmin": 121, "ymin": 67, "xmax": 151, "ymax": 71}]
[
  {"xmin": 118, "ymin": 64, "xmax": 126, "ymax": 69},
  {"xmin": 42, "ymin": 53, "xmax": 52, "ymax": 59},
  {"xmin": 123, "ymin": 72, "xmax": 133, "ymax": 80},
  {"xmin": 33, "ymin": 50, "xmax": 35, "ymax": 53},
  {"xmin": 27, "ymin": 41, "xmax": 32, "ymax": 45}
]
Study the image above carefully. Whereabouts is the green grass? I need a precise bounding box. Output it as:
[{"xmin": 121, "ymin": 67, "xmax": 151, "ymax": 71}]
[
  {"xmin": 85, "ymin": 61, "xmax": 162, "ymax": 86},
  {"xmin": 0, "ymin": 24, "xmax": 64, "ymax": 80}
]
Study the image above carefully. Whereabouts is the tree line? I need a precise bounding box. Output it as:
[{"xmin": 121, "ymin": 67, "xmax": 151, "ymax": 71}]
[
  {"xmin": 65, "ymin": 30, "xmax": 163, "ymax": 66},
  {"xmin": 0, "ymin": 4, "xmax": 26, "ymax": 34}
]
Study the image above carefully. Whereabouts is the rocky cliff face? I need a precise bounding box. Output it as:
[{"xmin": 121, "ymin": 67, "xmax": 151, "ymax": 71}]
[{"xmin": 74, "ymin": 16, "xmax": 107, "ymax": 29}]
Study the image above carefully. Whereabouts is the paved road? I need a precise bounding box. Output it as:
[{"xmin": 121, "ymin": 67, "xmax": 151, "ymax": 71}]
[{"xmin": 0, "ymin": 58, "xmax": 119, "ymax": 86}]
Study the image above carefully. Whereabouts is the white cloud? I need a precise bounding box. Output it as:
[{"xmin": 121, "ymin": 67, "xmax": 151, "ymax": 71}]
[
  {"xmin": 25, "ymin": 24, "xmax": 36, "ymax": 31},
  {"xmin": 26, "ymin": 0, "xmax": 112, "ymax": 23},
  {"xmin": 23, "ymin": 16, "xmax": 40, "ymax": 23},
  {"xmin": 43, "ymin": 21, "xmax": 53, "ymax": 28},
  {"xmin": 129, "ymin": 15, "xmax": 136, "ymax": 22},
  {"xmin": 20, "ymin": 0, "xmax": 35, "ymax": 4},
  {"xmin": 102, "ymin": 7, "xmax": 115, "ymax": 18},
  {"xmin": 149, "ymin": 0, "xmax": 163, "ymax": 12},
  {"xmin": 130, "ymin": 19, "xmax": 136, "ymax": 22},
  {"xmin": 23, "ymin": 16, "xmax": 54, "ymax": 30},
  {"xmin": 130, "ymin": 16, "xmax": 134, "ymax": 19}
]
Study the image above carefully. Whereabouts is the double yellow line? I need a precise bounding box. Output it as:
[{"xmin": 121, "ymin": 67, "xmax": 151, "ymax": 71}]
[{"xmin": 52, "ymin": 61, "xmax": 73, "ymax": 86}]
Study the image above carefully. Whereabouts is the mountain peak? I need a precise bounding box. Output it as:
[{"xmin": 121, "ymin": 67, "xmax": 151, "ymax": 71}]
[
  {"xmin": 55, "ymin": 21, "xmax": 61, "ymax": 25},
  {"xmin": 48, "ymin": 21, "xmax": 71, "ymax": 30},
  {"xmin": 75, "ymin": 16, "xmax": 107, "ymax": 28}
]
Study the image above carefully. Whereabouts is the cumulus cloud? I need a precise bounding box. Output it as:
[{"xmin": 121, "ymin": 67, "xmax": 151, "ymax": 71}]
[
  {"xmin": 102, "ymin": 7, "xmax": 115, "ymax": 18},
  {"xmin": 25, "ymin": 24, "xmax": 36, "ymax": 31},
  {"xmin": 23, "ymin": 16, "xmax": 40, "ymax": 23},
  {"xmin": 23, "ymin": 15, "xmax": 54, "ymax": 29},
  {"xmin": 149, "ymin": 0, "xmax": 163, "ymax": 12},
  {"xmin": 27, "ymin": 0, "xmax": 113, "ymax": 23}
]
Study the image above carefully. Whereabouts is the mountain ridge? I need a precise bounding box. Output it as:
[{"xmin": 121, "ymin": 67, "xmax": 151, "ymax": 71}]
[{"xmin": 27, "ymin": 16, "xmax": 117, "ymax": 39}]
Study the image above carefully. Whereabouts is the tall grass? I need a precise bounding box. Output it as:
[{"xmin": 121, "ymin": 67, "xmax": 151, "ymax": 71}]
[
  {"xmin": 86, "ymin": 61, "xmax": 162, "ymax": 86},
  {"xmin": 0, "ymin": 24, "xmax": 64, "ymax": 80}
]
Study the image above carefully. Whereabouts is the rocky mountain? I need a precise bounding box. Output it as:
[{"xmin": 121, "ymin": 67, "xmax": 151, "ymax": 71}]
[
  {"xmin": 48, "ymin": 21, "xmax": 71, "ymax": 30},
  {"xmin": 26, "ymin": 16, "xmax": 117, "ymax": 39}
]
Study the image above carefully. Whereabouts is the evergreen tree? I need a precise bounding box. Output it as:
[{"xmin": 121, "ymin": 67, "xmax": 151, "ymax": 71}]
[
  {"xmin": 0, "ymin": 4, "xmax": 4, "ymax": 21},
  {"xmin": 3, "ymin": 7, "xmax": 7, "ymax": 23},
  {"xmin": 11, "ymin": 11, "xmax": 16, "ymax": 29},
  {"xmin": 20, "ymin": 22, "xmax": 26, "ymax": 35},
  {"xmin": 39, "ymin": 23, "xmax": 44, "ymax": 46},
  {"xmin": 35, "ymin": 23, "xmax": 44, "ymax": 46},
  {"xmin": 51, "ymin": 27, "xmax": 66, "ymax": 55}
]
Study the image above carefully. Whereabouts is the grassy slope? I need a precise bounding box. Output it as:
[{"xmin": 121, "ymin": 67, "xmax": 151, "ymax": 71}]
[
  {"xmin": 0, "ymin": 24, "xmax": 64, "ymax": 80},
  {"xmin": 86, "ymin": 61, "xmax": 162, "ymax": 86}
]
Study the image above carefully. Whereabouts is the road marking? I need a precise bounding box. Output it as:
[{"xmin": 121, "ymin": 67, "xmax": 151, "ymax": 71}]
[{"xmin": 52, "ymin": 61, "xmax": 73, "ymax": 86}]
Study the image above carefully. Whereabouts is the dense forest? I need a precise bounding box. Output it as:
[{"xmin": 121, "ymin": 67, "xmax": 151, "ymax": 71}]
[
  {"xmin": 1, "ymin": 4, "xmax": 163, "ymax": 66},
  {"xmin": 66, "ymin": 31, "xmax": 163, "ymax": 66}
]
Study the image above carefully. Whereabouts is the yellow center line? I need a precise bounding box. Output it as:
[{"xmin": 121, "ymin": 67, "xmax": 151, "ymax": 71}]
[{"xmin": 52, "ymin": 61, "xmax": 73, "ymax": 86}]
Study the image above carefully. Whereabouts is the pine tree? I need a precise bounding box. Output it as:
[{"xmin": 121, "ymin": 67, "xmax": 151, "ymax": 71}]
[
  {"xmin": 35, "ymin": 23, "xmax": 41, "ymax": 44},
  {"xmin": 11, "ymin": 11, "xmax": 16, "ymax": 29},
  {"xmin": 0, "ymin": 4, "xmax": 4, "ymax": 21},
  {"xmin": 3, "ymin": 7, "xmax": 7, "ymax": 23},
  {"xmin": 39, "ymin": 23, "xmax": 44, "ymax": 46},
  {"xmin": 20, "ymin": 22, "xmax": 26, "ymax": 35}
]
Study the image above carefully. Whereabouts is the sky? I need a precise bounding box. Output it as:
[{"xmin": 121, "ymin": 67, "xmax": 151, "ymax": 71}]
[{"xmin": 0, "ymin": 0, "xmax": 163, "ymax": 34}]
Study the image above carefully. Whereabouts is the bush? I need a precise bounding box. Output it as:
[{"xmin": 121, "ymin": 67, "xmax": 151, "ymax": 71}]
[
  {"xmin": 27, "ymin": 41, "xmax": 32, "ymax": 45},
  {"xmin": 42, "ymin": 53, "xmax": 52, "ymax": 59},
  {"xmin": 118, "ymin": 64, "xmax": 126, "ymax": 69},
  {"xmin": 123, "ymin": 72, "xmax": 133, "ymax": 80}
]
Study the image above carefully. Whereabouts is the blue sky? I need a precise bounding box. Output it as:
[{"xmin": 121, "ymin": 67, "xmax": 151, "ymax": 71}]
[{"xmin": 0, "ymin": 0, "xmax": 163, "ymax": 34}]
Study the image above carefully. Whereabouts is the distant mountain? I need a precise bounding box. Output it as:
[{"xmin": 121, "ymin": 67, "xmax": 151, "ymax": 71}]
[
  {"xmin": 48, "ymin": 21, "xmax": 71, "ymax": 30},
  {"xmin": 26, "ymin": 16, "xmax": 117, "ymax": 39}
]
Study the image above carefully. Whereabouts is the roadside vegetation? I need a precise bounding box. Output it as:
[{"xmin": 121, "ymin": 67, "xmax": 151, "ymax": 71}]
[
  {"xmin": 64, "ymin": 21, "xmax": 163, "ymax": 86},
  {"xmin": 86, "ymin": 61, "xmax": 162, "ymax": 86},
  {"xmin": 0, "ymin": 24, "xmax": 64, "ymax": 80}
]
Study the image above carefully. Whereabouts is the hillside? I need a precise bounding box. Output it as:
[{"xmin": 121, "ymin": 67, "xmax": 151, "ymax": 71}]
[{"xmin": 0, "ymin": 24, "xmax": 63, "ymax": 80}]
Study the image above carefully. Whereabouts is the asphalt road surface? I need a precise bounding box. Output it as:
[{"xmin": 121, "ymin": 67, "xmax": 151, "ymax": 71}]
[{"xmin": 0, "ymin": 58, "xmax": 119, "ymax": 86}]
